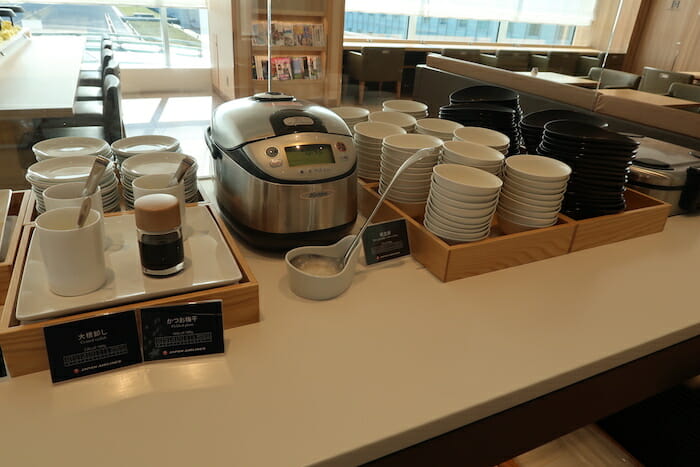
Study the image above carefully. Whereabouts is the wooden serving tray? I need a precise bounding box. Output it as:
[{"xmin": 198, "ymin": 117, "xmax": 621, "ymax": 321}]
[
  {"xmin": 0, "ymin": 204, "xmax": 259, "ymax": 377},
  {"xmin": 563, "ymin": 189, "xmax": 671, "ymax": 252},
  {"xmin": 359, "ymin": 182, "xmax": 576, "ymax": 282},
  {"xmin": 0, "ymin": 190, "xmax": 31, "ymax": 306}
]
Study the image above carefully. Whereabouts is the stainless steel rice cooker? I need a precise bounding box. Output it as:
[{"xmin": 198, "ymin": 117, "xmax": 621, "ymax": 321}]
[
  {"xmin": 205, "ymin": 92, "xmax": 357, "ymax": 249},
  {"xmin": 628, "ymin": 138, "xmax": 700, "ymax": 216}
]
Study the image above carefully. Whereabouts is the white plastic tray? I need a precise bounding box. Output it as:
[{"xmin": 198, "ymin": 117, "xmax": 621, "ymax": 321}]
[{"xmin": 16, "ymin": 206, "xmax": 242, "ymax": 322}]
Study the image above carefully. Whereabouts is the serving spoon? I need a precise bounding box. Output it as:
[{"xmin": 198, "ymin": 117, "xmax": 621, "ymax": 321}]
[{"xmin": 289, "ymin": 148, "xmax": 436, "ymax": 275}]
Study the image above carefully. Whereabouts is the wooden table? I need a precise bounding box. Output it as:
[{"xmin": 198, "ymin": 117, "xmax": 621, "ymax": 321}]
[
  {"xmin": 515, "ymin": 71, "xmax": 598, "ymax": 87},
  {"xmin": 0, "ymin": 36, "xmax": 85, "ymax": 119},
  {"xmin": 597, "ymin": 88, "xmax": 700, "ymax": 108}
]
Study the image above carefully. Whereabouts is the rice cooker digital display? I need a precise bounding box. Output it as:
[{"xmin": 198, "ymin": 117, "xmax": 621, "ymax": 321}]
[{"xmin": 285, "ymin": 144, "xmax": 335, "ymax": 167}]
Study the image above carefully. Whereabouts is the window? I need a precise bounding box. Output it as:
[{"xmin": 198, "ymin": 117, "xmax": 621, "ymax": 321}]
[
  {"xmin": 344, "ymin": 0, "xmax": 597, "ymax": 45},
  {"xmin": 15, "ymin": 2, "xmax": 209, "ymax": 68}
]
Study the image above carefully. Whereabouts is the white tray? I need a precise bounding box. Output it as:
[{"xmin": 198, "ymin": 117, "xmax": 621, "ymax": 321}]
[{"xmin": 16, "ymin": 206, "xmax": 242, "ymax": 322}]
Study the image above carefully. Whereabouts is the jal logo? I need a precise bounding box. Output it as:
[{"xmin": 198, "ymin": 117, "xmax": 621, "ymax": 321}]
[{"xmin": 301, "ymin": 191, "xmax": 333, "ymax": 200}]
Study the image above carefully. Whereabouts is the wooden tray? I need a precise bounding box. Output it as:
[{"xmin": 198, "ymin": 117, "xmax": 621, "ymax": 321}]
[
  {"xmin": 0, "ymin": 204, "xmax": 259, "ymax": 377},
  {"xmin": 359, "ymin": 183, "xmax": 576, "ymax": 282},
  {"xmin": 0, "ymin": 191, "xmax": 31, "ymax": 306},
  {"xmin": 563, "ymin": 189, "xmax": 671, "ymax": 252}
]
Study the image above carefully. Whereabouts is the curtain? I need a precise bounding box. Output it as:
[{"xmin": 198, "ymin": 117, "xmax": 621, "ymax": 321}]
[
  {"xmin": 19, "ymin": 1, "xmax": 207, "ymax": 9},
  {"xmin": 345, "ymin": 0, "xmax": 597, "ymax": 26}
]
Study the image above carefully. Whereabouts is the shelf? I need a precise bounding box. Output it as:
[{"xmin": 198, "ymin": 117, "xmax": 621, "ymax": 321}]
[
  {"xmin": 254, "ymin": 9, "xmax": 325, "ymax": 17},
  {"xmin": 252, "ymin": 46, "xmax": 325, "ymax": 53},
  {"xmin": 254, "ymin": 79, "xmax": 323, "ymax": 86}
]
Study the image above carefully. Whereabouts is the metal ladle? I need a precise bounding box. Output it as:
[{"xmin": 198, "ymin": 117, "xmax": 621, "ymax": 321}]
[{"xmin": 290, "ymin": 148, "xmax": 436, "ymax": 274}]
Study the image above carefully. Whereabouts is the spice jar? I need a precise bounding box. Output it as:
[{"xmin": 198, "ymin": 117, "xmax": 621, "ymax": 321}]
[{"xmin": 134, "ymin": 193, "xmax": 184, "ymax": 276}]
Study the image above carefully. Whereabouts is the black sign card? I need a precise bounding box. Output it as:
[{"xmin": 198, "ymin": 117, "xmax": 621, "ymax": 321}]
[
  {"xmin": 43, "ymin": 311, "xmax": 142, "ymax": 383},
  {"xmin": 0, "ymin": 345, "xmax": 7, "ymax": 378},
  {"xmin": 140, "ymin": 300, "xmax": 224, "ymax": 362},
  {"xmin": 362, "ymin": 219, "xmax": 411, "ymax": 265}
]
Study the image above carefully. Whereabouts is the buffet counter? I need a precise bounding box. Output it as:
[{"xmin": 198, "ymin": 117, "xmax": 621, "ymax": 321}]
[{"xmin": 1, "ymin": 192, "xmax": 699, "ymax": 466}]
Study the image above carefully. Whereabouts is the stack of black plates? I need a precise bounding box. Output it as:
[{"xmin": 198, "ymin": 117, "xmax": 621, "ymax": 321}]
[
  {"xmin": 521, "ymin": 109, "xmax": 608, "ymax": 154},
  {"xmin": 443, "ymin": 85, "xmax": 522, "ymax": 155},
  {"xmin": 538, "ymin": 120, "xmax": 639, "ymax": 219}
]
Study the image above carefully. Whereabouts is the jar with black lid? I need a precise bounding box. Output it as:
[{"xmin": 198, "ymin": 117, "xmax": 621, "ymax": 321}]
[{"xmin": 134, "ymin": 193, "xmax": 184, "ymax": 276}]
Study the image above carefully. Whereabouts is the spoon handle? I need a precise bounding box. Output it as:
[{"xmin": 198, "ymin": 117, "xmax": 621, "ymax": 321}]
[
  {"xmin": 169, "ymin": 157, "xmax": 195, "ymax": 187},
  {"xmin": 77, "ymin": 196, "xmax": 92, "ymax": 228},
  {"xmin": 81, "ymin": 157, "xmax": 110, "ymax": 198},
  {"xmin": 342, "ymin": 148, "xmax": 435, "ymax": 267}
]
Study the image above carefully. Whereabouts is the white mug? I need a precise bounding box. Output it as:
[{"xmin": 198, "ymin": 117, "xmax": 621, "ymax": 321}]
[
  {"xmin": 530, "ymin": 67, "xmax": 539, "ymax": 76},
  {"xmin": 36, "ymin": 207, "xmax": 106, "ymax": 297},
  {"xmin": 132, "ymin": 174, "xmax": 186, "ymax": 224},
  {"xmin": 43, "ymin": 182, "xmax": 104, "ymax": 216}
]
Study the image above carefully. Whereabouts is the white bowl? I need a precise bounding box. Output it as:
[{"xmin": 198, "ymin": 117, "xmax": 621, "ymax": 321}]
[
  {"xmin": 382, "ymin": 100, "xmax": 428, "ymax": 114},
  {"xmin": 369, "ymin": 111, "xmax": 417, "ymax": 129},
  {"xmin": 497, "ymin": 215, "xmax": 542, "ymax": 235},
  {"xmin": 499, "ymin": 191, "xmax": 562, "ymax": 214},
  {"xmin": 428, "ymin": 196, "xmax": 498, "ymax": 219},
  {"xmin": 453, "ymin": 127, "xmax": 510, "ymax": 148},
  {"xmin": 423, "ymin": 218, "xmax": 490, "ymax": 242},
  {"xmin": 504, "ymin": 177, "xmax": 567, "ymax": 196},
  {"xmin": 432, "ymin": 164, "xmax": 502, "ymax": 195},
  {"xmin": 430, "ymin": 182, "xmax": 499, "ymax": 205},
  {"xmin": 330, "ymin": 106, "xmax": 370, "ymax": 120},
  {"xmin": 502, "ymin": 186, "xmax": 565, "ymax": 204},
  {"xmin": 442, "ymin": 140, "xmax": 505, "ymax": 165},
  {"xmin": 383, "ymin": 133, "xmax": 443, "ymax": 152},
  {"xmin": 504, "ymin": 169, "xmax": 569, "ymax": 190},
  {"xmin": 285, "ymin": 235, "xmax": 359, "ymax": 300},
  {"xmin": 505, "ymin": 155, "xmax": 572, "ymax": 182},
  {"xmin": 497, "ymin": 205, "xmax": 558, "ymax": 227},
  {"xmin": 426, "ymin": 207, "xmax": 492, "ymax": 232},
  {"xmin": 353, "ymin": 122, "xmax": 406, "ymax": 141},
  {"xmin": 416, "ymin": 118, "xmax": 463, "ymax": 135}
]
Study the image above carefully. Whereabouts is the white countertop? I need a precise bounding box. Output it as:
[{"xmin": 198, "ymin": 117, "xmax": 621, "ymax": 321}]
[{"xmin": 1, "ymin": 207, "xmax": 699, "ymax": 466}]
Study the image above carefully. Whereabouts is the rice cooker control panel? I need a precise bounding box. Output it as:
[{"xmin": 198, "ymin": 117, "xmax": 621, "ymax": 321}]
[{"xmin": 243, "ymin": 132, "xmax": 356, "ymax": 181}]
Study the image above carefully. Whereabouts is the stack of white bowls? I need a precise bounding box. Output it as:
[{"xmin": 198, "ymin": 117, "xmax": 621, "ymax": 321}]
[
  {"xmin": 497, "ymin": 155, "xmax": 572, "ymax": 234},
  {"xmin": 329, "ymin": 107, "xmax": 369, "ymax": 133},
  {"xmin": 353, "ymin": 122, "xmax": 406, "ymax": 181},
  {"xmin": 379, "ymin": 134, "xmax": 442, "ymax": 204},
  {"xmin": 120, "ymin": 152, "xmax": 199, "ymax": 209},
  {"xmin": 416, "ymin": 118, "xmax": 463, "ymax": 141},
  {"xmin": 453, "ymin": 127, "xmax": 510, "ymax": 155},
  {"xmin": 32, "ymin": 137, "xmax": 112, "ymax": 162},
  {"xmin": 441, "ymin": 141, "xmax": 505, "ymax": 176},
  {"xmin": 368, "ymin": 111, "xmax": 416, "ymax": 133},
  {"xmin": 26, "ymin": 156, "xmax": 120, "ymax": 213},
  {"xmin": 425, "ymin": 164, "xmax": 502, "ymax": 243},
  {"xmin": 382, "ymin": 100, "xmax": 429, "ymax": 119},
  {"xmin": 111, "ymin": 135, "xmax": 181, "ymax": 166}
]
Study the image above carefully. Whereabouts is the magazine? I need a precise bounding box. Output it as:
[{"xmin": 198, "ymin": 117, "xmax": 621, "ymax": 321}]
[
  {"xmin": 307, "ymin": 55, "xmax": 321, "ymax": 80},
  {"xmin": 270, "ymin": 22, "xmax": 285, "ymax": 46},
  {"xmin": 291, "ymin": 56, "xmax": 306, "ymax": 79},
  {"xmin": 312, "ymin": 24, "xmax": 325, "ymax": 47},
  {"xmin": 282, "ymin": 23, "xmax": 295, "ymax": 47},
  {"xmin": 272, "ymin": 56, "xmax": 292, "ymax": 80},
  {"xmin": 252, "ymin": 22, "xmax": 267, "ymax": 46}
]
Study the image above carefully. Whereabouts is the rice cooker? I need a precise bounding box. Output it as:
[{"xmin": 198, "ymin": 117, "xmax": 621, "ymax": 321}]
[
  {"xmin": 628, "ymin": 138, "xmax": 700, "ymax": 216},
  {"xmin": 205, "ymin": 92, "xmax": 357, "ymax": 250}
]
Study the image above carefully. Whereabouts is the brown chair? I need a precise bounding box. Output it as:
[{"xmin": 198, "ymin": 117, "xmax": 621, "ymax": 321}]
[
  {"xmin": 40, "ymin": 74, "xmax": 125, "ymax": 143},
  {"xmin": 346, "ymin": 48, "xmax": 405, "ymax": 104},
  {"xmin": 529, "ymin": 51, "xmax": 580, "ymax": 75},
  {"xmin": 441, "ymin": 48, "xmax": 481, "ymax": 63},
  {"xmin": 638, "ymin": 67, "xmax": 694, "ymax": 95},
  {"xmin": 479, "ymin": 50, "xmax": 530, "ymax": 71},
  {"xmin": 668, "ymin": 82, "xmax": 700, "ymax": 112},
  {"xmin": 588, "ymin": 67, "xmax": 641, "ymax": 89}
]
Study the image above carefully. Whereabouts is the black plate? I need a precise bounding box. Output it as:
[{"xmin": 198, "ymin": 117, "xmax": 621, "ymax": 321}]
[
  {"xmin": 521, "ymin": 109, "xmax": 608, "ymax": 130},
  {"xmin": 440, "ymin": 102, "xmax": 517, "ymax": 114},
  {"xmin": 543, "ymin": 121, "xmax": 639, "ymax": 148},
  {"xmin": 539, "ymin": 138, "xmax": 637, "ymax": 159},
  {"xmin": 449, "ymin": 85, "xmax": 519, "ymax": 104}
]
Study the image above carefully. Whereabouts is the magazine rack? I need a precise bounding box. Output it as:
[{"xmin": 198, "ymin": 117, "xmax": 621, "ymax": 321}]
[{"xmin": 209, "ymin": 0, "xmax": 344, "ymax": 106}]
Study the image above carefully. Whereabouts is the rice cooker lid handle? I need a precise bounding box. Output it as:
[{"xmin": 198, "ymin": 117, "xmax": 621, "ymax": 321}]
[{"xmin": 269, "ymin": 108, "xmax": 328, "ymax": 136}]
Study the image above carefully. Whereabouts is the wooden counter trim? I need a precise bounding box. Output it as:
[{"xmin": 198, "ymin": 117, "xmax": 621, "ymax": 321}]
[
  {"xmin": 593, "ymin": 94, "xmax": 700, "ymax": 138},
  {"xmin": 426, "ymin": 54, "xmax": 598, "ymax": 110},
  {"xmin": 364, "ymin": 333, "xmax": 700, "ymax": 467}
]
